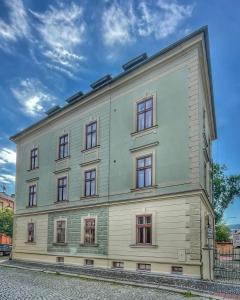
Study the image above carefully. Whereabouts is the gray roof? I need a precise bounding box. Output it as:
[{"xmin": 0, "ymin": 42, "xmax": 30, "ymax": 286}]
[{"xmin": 10, "ymin": 26, "xmax": 217, "ymax": 141}]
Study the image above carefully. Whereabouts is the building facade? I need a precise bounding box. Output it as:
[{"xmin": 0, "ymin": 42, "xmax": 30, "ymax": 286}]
[
  {"xmin": 11, "ymin": 27, "xmax": 217, "ymax": 279},
  {"xmin": 0, "ymin": 192, "xmax": 15, "ymax": 244}
]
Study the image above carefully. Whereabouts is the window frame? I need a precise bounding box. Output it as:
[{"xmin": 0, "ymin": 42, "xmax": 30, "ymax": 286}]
[
  {"xmin": 137, "ymin": 97, "xmax": 153, "ymax": 132},
  {"xmin": 57, "ymin": 176, "xmax": 68, "ymax": 202},
  {"xmin": 54, "ymin": 219, "xmax": 67, "ymax": 244},
  {"xmin": 85, "ymin": 121, "xmax": 97, "ymax": 150},
  {"xmin": 28, "ymin": 184, "xmax": 37, "ymax": 207},
  {"xmin": 58, "ymin": 134, "xmax": 69, "ymax": 160},
  {"xmin": 30, "ymin": 147, "xmax": 38, "ymax": 170},
  {"xmin": 84, "ymin": 218, "xmax": 96, "ymax": 245},
  {"xmin": 27, "ymin": 222, "xmax": 35, "ymax": 243},
  {"xmin": 136, "ymin": 155, "xmax": 153, "ymax": 189},
  {"xmin": 136, "ymin": 214, "xmax": 152, "ymax": 245},
  {"xmin": 84, "ymin": 169, "xmax": 96, "ymax": 197}
]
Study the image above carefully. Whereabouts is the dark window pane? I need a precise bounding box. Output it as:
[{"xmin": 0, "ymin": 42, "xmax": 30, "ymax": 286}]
[
  {"xmin": 146, "ymin": 227, "xmax": 151, "ymax": 244},
  {"xmin": 137, "ymin": 170, "xmax": 145, "ymax": 188},
  {"xmin": 145, "ymin": 110, "xmax": 152, "ymax": 128},
  {"xmin": 145, "ymin": 168, "xmax": 152, "ymax": 186},
  {"xmin": 138, "ymin": 113, "xmax": 145, "ymax": 131}
]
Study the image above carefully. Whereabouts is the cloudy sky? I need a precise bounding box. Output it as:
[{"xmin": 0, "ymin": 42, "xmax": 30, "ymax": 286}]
[{"xmin": 0, "ymin": 0, "xmax": 239, "ymax": 224}]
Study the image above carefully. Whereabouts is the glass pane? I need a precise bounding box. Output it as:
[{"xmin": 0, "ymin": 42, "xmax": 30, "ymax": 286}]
[
  {"xmin": 146, "ymin": 99, "xmax": 152, "ymax": 109},
  {"xmin": 137, "ymin": 170, "xmax": 145, "ymax": 188},
  {"xmin": 138, "ymin": 227, "xmax": 144, "ymax": 243},
  {"xmin": 87, "ymin": 135, "xmax": 92, "ymax": 149},
  {"xmin": 137, "ymin": 216, "xmax": 144, "ymax": 224},
  {"xmin": 85, "ymin": 181, "xmax": 90, "ymax": 196},
  {"xmin": 137, "ymin": 158, "xmax": 144, "ymax": 168},
  {"xmin": 64, "ymin": 145, "xmax": 68, "ymax": 157},
  {"xmin": 145, "ymin": 227, "xmax": 151, "ymax": 244},
  {"xmin": 87, "ymin": 125, "xmax": 91, "ymax": 133},
  {"xmin": 91, "ymin": 170, "xmax": 96, "ymax": 179},
  {"xmin": 63, "ymin": 187, "xmax": 67, "ymax": 200},
  {"xmin": 85, "ymin": 171, "xmax": 91, "ymax": 180},
  {"xmin": 146, "ymin": 216, "xmax": 152, "ymax": 224},
  {"xmin": 92, "ymin": 122, "xmax": 97, "ymax": 131},
  {"xmin": 138, "ymin": 113, "xmax": 145, "ymax": 131},
  {"xmin": 58, "ymin": 188, "xmax": 62, "ymax": 201},
  {"xmin": 92, "ymin": 132, "xmax": 96, "ymax": 147},
  {"xmin": 145, "ymin": 110, "xmax": 152, "ymax": 128},
  {"xmin": 145, "ymin": 156, "xmax": 152, "ymax": 166},
  {"xmin": 137, "ymin": 102, "xmax": 145, "ymax": 112},
  {"xmin": 145, "ymin": 168, "xmax": 152, "ymax": 186},
  {"xmin": 91, "ymin": 180, "xmax": 96, "ymax": 195}
]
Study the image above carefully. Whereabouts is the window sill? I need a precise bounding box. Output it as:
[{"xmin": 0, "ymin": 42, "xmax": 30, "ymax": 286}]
[
  {"xmin": 79, "ymin": 243, "xmax": 99, "ymax": 247},
  {"xmin": 81, "ymin": 145, "xmax": 100, "ymax": 153},
  {"xmin": 81, "ymin": 195, "xmax": 99, "ymax": 200},
  {"xmin": 54, "ymin": 200, "xmax": 69, "ymax": 204},
  {"xmin": 131, "ymin": 125, "xmax": 158, "ymax": 137},
  {"xmin": 130, "ymin": 244, "xmax": 158, "ymax": 248},
  {"xmin": 25, "ymin": 241, "xmax": 36, "ymax": 244},
  {"xmin": 27, "ymin": 167, "xmax": 39, "ymax": 172},
  {"xmin": 130, "ymin": 185, "xmax": 158, "ymax": 192},
  {"xmin": 55, "ymin": 156, "xmax": 70, "ymax": 162},
  {"xmin": 52, "ymin": 242, "xmax": 68, "ymax": 246},
  {"xmin": 26, "ymin": 205, "xmax": 37, "ymax": 208}
]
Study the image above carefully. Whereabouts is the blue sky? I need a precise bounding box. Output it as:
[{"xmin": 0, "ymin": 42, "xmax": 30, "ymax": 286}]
[{"xmin": 0, "ymin": 0, "xmax": 239, "ymax": 224}]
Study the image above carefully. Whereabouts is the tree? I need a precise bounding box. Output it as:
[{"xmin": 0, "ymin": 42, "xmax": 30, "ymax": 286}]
[
  {"xmin": 215, "ymin": 222, "xmax": 231, "ymax": 242},
  {"xmin": 0, "ymin": 208, "xmax": 13, "ymax": 238},
  {"xmin": 213, "ymin": 163, "xmax": 240, "ymax": 224}
]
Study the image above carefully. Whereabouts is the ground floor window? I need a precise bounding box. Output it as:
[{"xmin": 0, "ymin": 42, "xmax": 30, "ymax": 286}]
[
  {"xmin": 85, "ymin": 259, "xmax": 94, "ymax": 266},
  {"xmin": 136, "ymin": 214, "xmax": 152, "ymax": 244},
  {"xmin": 27, "ymin": 222, "xmax": 35, "ymax": 242},
  {"xmin": 137, "ymin": 263, "xmax": 151, "ymax": 271},
  {"xmin": 56, "ymin": 220, "xmax": 66, "ymax": 243},
  {"xmin": 112, "ymin": 261, "xmax": 124, "ymax": 269},
  {"xmin": 84, "ymin": 218, "xmax": 96, "ymax": 244}
]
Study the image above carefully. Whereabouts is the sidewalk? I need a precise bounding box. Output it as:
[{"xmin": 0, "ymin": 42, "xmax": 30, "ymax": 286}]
[{"xmin": 1, "ymin": 259, "xmax": 240, "ymax": 299}]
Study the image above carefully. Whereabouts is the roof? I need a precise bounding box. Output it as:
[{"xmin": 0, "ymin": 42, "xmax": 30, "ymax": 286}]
[
  {"xmin": 10, "ymin": 26, "xmax": 217, "ymax": 141},
  {"xmin": 0, "ymin": 192, "xmax": 15, "ymax": 202}
]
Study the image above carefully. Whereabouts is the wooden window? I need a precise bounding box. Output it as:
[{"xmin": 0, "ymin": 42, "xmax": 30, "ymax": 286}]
[
  {"xmin": 136, "ymin": 155, "xmax": 152, "ymax": 188},
  {"xmin": 112, "ymin": 261, "xmax": 124, "ymax": 269},
  {"xmin": 56, "ymin": 220, "xmax": 66, "ymax": 243},
  {"xmin": 85, "ymin": 259, "xmax": 94, "ymax": 266},
  {"xmin": 84, "ymin": 169, "xmax": 96, "ymax": 197},
  {"xmin": 27, "ymin": 222, "xmax": 35, "ymax": 242},
  {"xmin": 136, "ymin": 215, "xmax": 152, "ymax": 245},
  {"xmin": 58, "ymin": 134, "xmax": 68, "ymax": 159},
  {"xmin": 86, "ymin": 121, "xmax": 97, "ymax": 150},
  {"xmin": 30, "ymin": 148, "xmax": 38, "ymax": 170},
  {"xmin": 28, "ymin": 184, "xmax": 37, "ymax": 207},
  {"xmin": 84, "ymin": 218, "xmax": 95, "ymax": 244},
  {"xmin": 137, "ymin": 98, "xmax": 153, "ymax": 131},
  {"xmin": 57, "ymin": 177, "xmax": 67, "ymax": 202},
  {"xmin": 137, "ymin": 263, "xmax": 151, "ymax": 271}
]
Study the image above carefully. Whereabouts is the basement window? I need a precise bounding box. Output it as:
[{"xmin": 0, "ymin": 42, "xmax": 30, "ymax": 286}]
[
  {"xmin": 85, "ymin": 259, "xmax": 94, "ymax": 266},
  {"xmin": 171, "ymin": 266, "xmax": 183, "ymax": 275},
  {"xmin": 112, "ymin": 261, "xmax": 124, "ymax": 269},
  {"xmin": 56, "ymin": 257, "xmax": 64, "ymax": 263},
  {"xmin": 137, "ymin": 263, "xmax": 151, "ymax": 271}
]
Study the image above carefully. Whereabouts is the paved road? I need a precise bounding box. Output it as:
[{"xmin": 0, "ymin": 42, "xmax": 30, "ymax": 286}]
[{"xmin": 0, "ymin": 267, "xmax": 207, "ymax": 300}]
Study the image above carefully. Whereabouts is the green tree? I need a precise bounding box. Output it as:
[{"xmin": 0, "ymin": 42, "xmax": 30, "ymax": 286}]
[
  {"xmin": 215, "ymin": 222, "xmax": 231, "ymax": 242},
  {"xmin": 213, "ymin": 163, "xmax": 240, "ymax": 224},
  {"xmin": 0, "ymin": 208, "xmax": 13, "ymax": 238}
]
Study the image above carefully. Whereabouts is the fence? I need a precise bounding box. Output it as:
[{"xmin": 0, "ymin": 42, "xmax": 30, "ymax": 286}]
[{"xmin": 214, "ymin": 249, "xmax": 240, "ymax": 284}]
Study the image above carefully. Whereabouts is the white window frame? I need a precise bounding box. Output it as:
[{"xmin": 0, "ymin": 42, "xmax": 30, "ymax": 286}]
[
  {"xmin": 53, "ymin": 217, "xmax": 68, "ymax": 244},
  {"xmin": 82, "ymin": 117, "xmax": 100, "ymax": 151},
  {"xmin": 80, "ymin": 215, "xmax": 98, "ymax": 245},
  {"xmin": 26, "ymin": 220, "xmax": 36, "ymax": 243},
  {"xmin": 81, "ymin": 163, "xmax": 99, "ymax": 198}
]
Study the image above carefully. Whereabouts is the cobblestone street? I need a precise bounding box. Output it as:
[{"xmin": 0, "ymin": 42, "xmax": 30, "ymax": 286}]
[{"xmin": 0, "ymin": 267, "xmax": 207, "ymax": 300}]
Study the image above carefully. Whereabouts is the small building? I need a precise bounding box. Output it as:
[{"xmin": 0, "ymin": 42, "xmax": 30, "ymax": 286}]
[{"xmin": 0, "ymin": 192, "xmax": 15, "ymax": 244}]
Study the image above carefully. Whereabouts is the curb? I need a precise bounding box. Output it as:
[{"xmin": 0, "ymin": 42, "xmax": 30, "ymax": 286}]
[{"xmin": 0, "ymin": 263, "xmax": 223, "ymax": 299}]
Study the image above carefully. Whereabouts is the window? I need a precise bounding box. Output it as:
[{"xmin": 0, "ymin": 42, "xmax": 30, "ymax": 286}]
[
  {"xmin": 27, "ymin": 223, "xmax": 35, "ymax": 242},
  {"xmin": 112, "ymin": 261, "xmax": 124, "ymax": 269},
  {"xmin": 56, "ymin": 220, "xmax": 66, "ymax": 243},
  {"xmin": 84, "ymin": 169, "xmax": 96, "ymax": 197},
  {"xmin": 58, "ymin": 134, "xmax": 68, "ymax": 159},
  {"xmin": 137, "ymin": 98, "xmax": 153, "ymax": 131},
  {"xmin": 86, "ymin": 121, "xmax": 97, "ymax": 150},
  {"xmin": 28, "ymin": 185, "xmax": 37, "ymax": 207},
  {"xmin": 136, "ymin": 155, "xmax": 152, "ymax": 188},
  {"xmin": 136, "ymin": 215, "xmax": 152, "ymax": 245},
  {"xmin": 85, "ymin": 259, "xmax": 94, "ymax": 266},
  {"xmin": 57, "ymin": 177, "xmax": 68, "ymax": 202},
  {"xmin": 171, "ymin": 266, "xmax": 183, "ymax": 275},
  {"xmin": 84, "ymin": 218, "xmax": 95, "ymax": 244},
  {"xmin": 56, "ymin": 257, "xmax": 64, "ymax": 263},
  {"xmin": 30, "ymin": 148, "xmax": 38, "ymax": 170},
  {"xmin": 137, "ymin": 263, "xmax": 151, "ymax": 271}
]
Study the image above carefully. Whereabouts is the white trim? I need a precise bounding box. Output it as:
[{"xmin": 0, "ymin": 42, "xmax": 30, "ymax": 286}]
[
  {"xmin": 53, "ymin": 217, "xmax": 68, "ymax": 243},
  {"xmin": 80, "ymin": 215, "xmax": 98, "ymax": 244},
  {"xmin": 81, "ymin": 164, "xmax": 98, "ymax": 197}
]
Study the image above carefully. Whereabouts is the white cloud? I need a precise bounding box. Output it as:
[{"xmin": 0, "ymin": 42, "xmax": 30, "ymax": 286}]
[
  {"xmin": 0, "ymin": 0, "xmax": 30, "ymax": 42},
  {"xmin": 0, "ymin": 148, "xmax": 16, "ymax": 165},
  {"xmin": 30, "ymin": 2, "xmax": 86, "ymax": 72},
  {"xmin": 0, "ymin": 174, "xmax": 16, "ymax": 184},
  {"xmin": 11, "ymin": 79, "xmax": 56, "ymax": 116},
  {"xmin": 102, "ymin": 2, "xmax": 136, "ymax": 46},
  {"xmin": 102, "ymin": 0, "xmax": 193, "ymax": 46}
]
